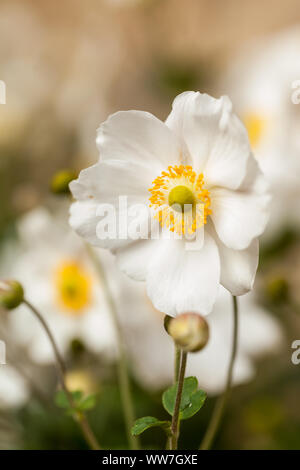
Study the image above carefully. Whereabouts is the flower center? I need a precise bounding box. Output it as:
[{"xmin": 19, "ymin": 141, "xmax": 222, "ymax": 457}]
[
  {"xmin": 168, "ymin": 185, "xmax": 195, "ymax": 212},
  {"xmin": 54, "ymin": 261, "xmax": 92, "ymax": 314},
  {"xmin": 243, "ymin": 112, "xmax": 267, "ymax": 148},
  {"xmin": 149, "ymin": 165, "xmax": 211, "ymax": 235}
]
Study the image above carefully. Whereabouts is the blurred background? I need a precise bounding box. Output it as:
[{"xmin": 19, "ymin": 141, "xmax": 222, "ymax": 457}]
[{"xmin": 1, "ymin": 0, "xmax": 300, "ymax": 450}]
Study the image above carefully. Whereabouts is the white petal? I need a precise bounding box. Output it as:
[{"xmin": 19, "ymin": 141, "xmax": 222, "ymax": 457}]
[
  {"xmin": 217, "ymin": 237, "xmax": 259, "ymax": 295},
  {"xmin": 69, "ymin": 199, "xmax": 150, "ymax": 251},
  {"xmin": 0, "ymin": 366, "xmax": 29, "ymax": 408},
  {"xmin": 210, "ymin": 187, "xmax": 270, "ymax": 250},
  {"xmin": 146, "ymin": 232, "xmax": 220, "ymax": 317},
  {"xmin": 187, "ymin": 338, "xmax": 254, "ymax": 395},
  {"xmin": 165, "ymin": 91, "xmax": 199, "ymax": 162},
  {"xmin": 80, "ymin": 307, "xmax": 117, "ymax": 357},
  {"xmin": 69, "ymin": 200, "xmax": 102, "ymax": 246},
  {"xmin": 166, "ymin": 91, "xmax": 221, "ymax": 170},
  {"xmin": 239, "ymin": 153, "xmax": 269, "ymax": 194},
  {"xmin": 204, "ymin": 105, "xmax": 251, "ymax": 190},
  {"xmin": 69, "ymin": 159, "xmax": 153, "ymax": 250},
  {"xmin": 116, "ymin": 239, "xmax": 160, "ymax": 281},
  {"xmin": 96, "ymin": 110, "xmax": 181, "ymax": 171},
  {"xmin": 166, "ymin": 91, "xmax": 250, "ymax": 189},
  {"xmin": 238, "ymin": 294, "xmax": 283, "ymax": 356},
  {"xmin": 70, "ymin": 160, "xmax": 151, "ymax": 205}
]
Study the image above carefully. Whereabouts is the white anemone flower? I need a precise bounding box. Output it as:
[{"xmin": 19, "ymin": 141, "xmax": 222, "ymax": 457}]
[
  {"xmin": 6, "ymin": 208, "xmax": 117, "ymax": 364},
  {"xmin": 223, "ymin": 28, "xmax": 300, "ymax": 238},
  {"xmin": 70, "ymin": 91, "xmax": 270, "ymax": 317},
  {"xmin": 119, "ymin": 279, "xmax": 283, "ymax": 394}
]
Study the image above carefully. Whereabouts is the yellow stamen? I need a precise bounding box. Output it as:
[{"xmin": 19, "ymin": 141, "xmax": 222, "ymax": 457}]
[
  {"xmin": 148, "ymin": 164, "xmax": 211, "ymax": 235},
  {"xmin": 54, "ymin": 261, "xmax": 92, "ymax": 314}
]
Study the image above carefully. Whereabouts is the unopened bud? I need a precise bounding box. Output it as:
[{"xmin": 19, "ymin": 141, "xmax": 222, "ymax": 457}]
[
  {"xmin": 0, "ymin": 280, "xmax": 24, "ymax": 310},
  {"xmin": 166, "ymin": 312, "xmax": 209, "ymax": 353},
  {"xmin": 50, "ymin": 169, "xmax": 77, "ymax": 195},
  {"xmin": 70, "ymin": 338, "xmax": 85, "ymax": 357},
  {"xmin": 65, "ymin": 370, "xmax": 98, "ymax": 397}
]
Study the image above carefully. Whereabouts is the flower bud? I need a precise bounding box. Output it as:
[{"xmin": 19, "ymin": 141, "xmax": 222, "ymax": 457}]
[
  {"xmin": 50, "ymin": 169, "xmax": 77, "ymax": 195},
  {"xmin": 65, "ymin": 370, "xmax": 98, "ymax": 397},
  {"xmin": 0, "ymin": 280, "xmax": 24, "ymax": 310},
  {"xmin": 70, "ymin": 338, "xmax": 86, "ymax": 357},
  {"xmin": 167, "ymin": 312, "xmax": 209, "ymax": 353}
]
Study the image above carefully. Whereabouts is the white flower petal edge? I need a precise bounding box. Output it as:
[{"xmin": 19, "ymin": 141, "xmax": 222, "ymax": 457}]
[
  {"xmin": 96, "ymin": 110, "xmax": 183, "ymax": 171},
  {"xmin": 210, "ymin": 187, "xmax": 270, "ymax": 250},
  {"xmin": 70, "ymin": 160, "xmax": 154, "ymax": 205},
  {"xmin": 216, "ymin": 237, "xmax": 259, "ymax": 296},
  {"xmin": 69, "ymin": 200, "xmax": 101, "ymax": 247},
  {"xmin": 165, "ymin": 91, "xmax": 251, "ymax": 190}
]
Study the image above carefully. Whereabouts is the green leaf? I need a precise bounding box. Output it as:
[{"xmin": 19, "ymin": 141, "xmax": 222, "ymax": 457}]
[
  {"xmin": 72, "ymin": 390, "xmax": 84, "ymax": 403},
  {"xmin": 77, "ymin": 394, "xmax": 97, "ymax": 411},
  {"xmin": 131, "ymin": 417, "xmax": 171, "ymax": 436},
  {"xmin": 180, "ymin": 377, "xmax": 198, "ymax": 410},
  {"xmin": 65, "ymin": 408, "xmax": 79, "ymax": 417},
  {"xmin": 180, "ymin": 389, "xmax": 207, "ymax": 420},
  {"xmin": 55, "ymin": 390, "xmax": 70, "ymax": 409},
  {"xmin": 55, "ymin": 390, "xmax": 83, "ymax": 409},
  {"xmin": 162, "ymin": 376, "xmax": 198, "ymax": 416}
]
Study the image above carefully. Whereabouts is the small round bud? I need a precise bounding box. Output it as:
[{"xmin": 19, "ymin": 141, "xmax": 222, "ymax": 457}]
[
  {"xmin": 65, "ymin": 370, "xmax": 98, "ymax": 397},
  {"xmin": 0, "ymin": 280, "xmax": 24, "ymax": 310},
  {"xmin": 50, "ymin": 169, "xmax": 77, "ymax": 195},
  {"xmin": 70, "ymin": 338, "xmax": 86, "ymax": 357},
  {"xmin": 167, "ymin": 312, "xmax": 209, "ymax": 353},
  {"xmin": 266, "ymin": 277, "xmax": 289, "ymax": 304}
]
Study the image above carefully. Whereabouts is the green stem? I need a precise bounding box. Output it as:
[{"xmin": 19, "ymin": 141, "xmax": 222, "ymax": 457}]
[
  {"xmin": 166, "ymin": 345, "xmax": 182, "ymax": 449},
  {"xmin": 200, "ymin": 295, "xmax": 239, "ymax": 450},
  {"xmin": 86, "ymin": 245, "xmax": 139, "ymax": 450},
  {"xmin": 23, "ymin": 299, "xmax": 100, "ymax": 450},
  {"xmin": 174, "ymin": 345, "xmax": 181, "ymax": 383},
  {"xmin": 171, "ymin": 351, "xmax": 187, "ymax": 450}
]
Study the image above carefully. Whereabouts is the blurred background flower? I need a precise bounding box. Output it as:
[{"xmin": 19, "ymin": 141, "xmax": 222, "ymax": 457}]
[
  {"xmin": 221, "ymin": 28, "xmax": 300, "ymax": 240},
  {"xmin": 0, "ymin": 366, "xmax": 29, "ymax": 409},
  {"xmin": 1, "ymin": 0, "xmax": 300, "ymax": 450},
  {"xmin": 2, "ymin": 207, "xmax": 117, "ymax": 364}
]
